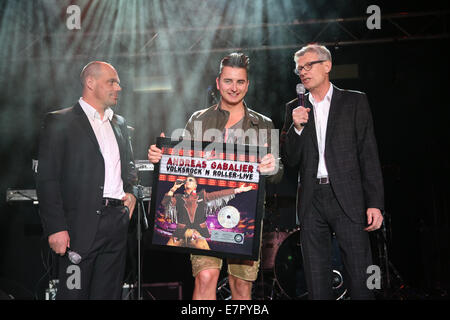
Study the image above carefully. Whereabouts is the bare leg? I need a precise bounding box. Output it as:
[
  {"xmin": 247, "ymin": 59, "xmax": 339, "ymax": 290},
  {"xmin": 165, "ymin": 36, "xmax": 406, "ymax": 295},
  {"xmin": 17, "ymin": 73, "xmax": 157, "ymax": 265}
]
[
  {"xmin": 228, "ymin": 274, "xmax": 252, "ymax": 300},
  {"xmin": 193, "ymin": 268, "xmax": 220, "ymax": 300}
]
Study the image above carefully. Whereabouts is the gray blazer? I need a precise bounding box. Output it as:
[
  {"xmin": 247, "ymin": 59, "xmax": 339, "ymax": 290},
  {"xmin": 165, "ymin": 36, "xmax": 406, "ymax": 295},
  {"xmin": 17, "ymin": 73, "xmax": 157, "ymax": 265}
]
[{"xmin": 281, "ymin": 85, "xmax": 384, "ymax": 224}]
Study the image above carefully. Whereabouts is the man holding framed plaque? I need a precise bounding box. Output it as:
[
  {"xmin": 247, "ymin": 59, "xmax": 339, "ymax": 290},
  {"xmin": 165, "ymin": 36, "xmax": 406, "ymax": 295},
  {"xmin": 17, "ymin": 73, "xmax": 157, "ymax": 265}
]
[{"xmin": 148, "ymin": 53, "xmax": 281, "ymax": 300}]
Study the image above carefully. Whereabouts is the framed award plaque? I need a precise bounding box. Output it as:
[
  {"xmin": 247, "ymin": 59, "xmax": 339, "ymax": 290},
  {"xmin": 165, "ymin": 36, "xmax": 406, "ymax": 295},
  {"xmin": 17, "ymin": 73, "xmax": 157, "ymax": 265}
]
[{"xmin": 146, "ymin": 137, "xmax": 266, "ymax": 261}]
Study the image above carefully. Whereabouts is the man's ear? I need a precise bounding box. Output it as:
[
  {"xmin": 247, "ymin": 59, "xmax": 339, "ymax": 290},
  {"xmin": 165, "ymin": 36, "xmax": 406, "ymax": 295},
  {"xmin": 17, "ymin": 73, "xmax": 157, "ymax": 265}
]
[
  {"xmin": 85, "ymin": 76, "xmax": 96, "ymax": 90},
  {"xmin": 324, "ymin": 60, "xmax": 332, "ymax": 74}
]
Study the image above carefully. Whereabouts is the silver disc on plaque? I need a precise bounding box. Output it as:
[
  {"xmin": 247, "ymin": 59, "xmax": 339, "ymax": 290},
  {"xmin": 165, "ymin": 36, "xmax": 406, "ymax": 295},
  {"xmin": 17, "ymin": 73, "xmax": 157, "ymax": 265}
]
[{"xmin": 217, "ymin": 206, "xmax": 240, "ymax": 229}]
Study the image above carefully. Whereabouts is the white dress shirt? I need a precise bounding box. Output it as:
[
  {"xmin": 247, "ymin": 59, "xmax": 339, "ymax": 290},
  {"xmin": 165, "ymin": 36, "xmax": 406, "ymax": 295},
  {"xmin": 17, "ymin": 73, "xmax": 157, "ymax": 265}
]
[
  {"xmin": 79, "ymin": 98, "xmax": 125, "ymax": 200},
  {"xmin": 294, "ymin": 83, "xmax": 333, "ymax": 179}
]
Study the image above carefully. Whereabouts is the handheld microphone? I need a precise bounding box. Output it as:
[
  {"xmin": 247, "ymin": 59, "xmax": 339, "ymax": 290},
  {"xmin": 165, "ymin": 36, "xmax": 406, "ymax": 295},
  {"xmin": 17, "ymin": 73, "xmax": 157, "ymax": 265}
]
[
  {"xmin": 175, "ymin": 179, "xmax": 185, "ymax": 186},
  {"xmin": 296, "ymin": 83, "xmax": 307, "ymax": 127},
  {"xmin": 296, "ymin": 83, "xmax": 305, "ymax": 106},
  {"xmin": 66, "ymin": 248, "xmax": 82, "ymax": 265}
]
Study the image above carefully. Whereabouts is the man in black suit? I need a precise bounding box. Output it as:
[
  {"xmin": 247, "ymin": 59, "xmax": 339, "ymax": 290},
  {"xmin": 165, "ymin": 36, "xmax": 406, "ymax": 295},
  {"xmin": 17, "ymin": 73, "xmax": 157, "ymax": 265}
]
[
  {"xmin": 281, "ymin": 44, "xmax": 384, "ymax": 299},
  {"xmin": 36, "ymin": 61, "xmax": 137, "ymax": 299}
]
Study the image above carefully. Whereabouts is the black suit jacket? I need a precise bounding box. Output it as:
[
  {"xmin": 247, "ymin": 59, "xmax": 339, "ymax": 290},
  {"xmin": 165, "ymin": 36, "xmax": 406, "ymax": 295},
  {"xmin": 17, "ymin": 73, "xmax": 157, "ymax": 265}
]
[
  {"xmin": 281, "ymin": 85, "xmax": 384, "ymax": 224},
  {"xmin": 36, "ymin": 103, "xmax": 138, "ymax": 255}
]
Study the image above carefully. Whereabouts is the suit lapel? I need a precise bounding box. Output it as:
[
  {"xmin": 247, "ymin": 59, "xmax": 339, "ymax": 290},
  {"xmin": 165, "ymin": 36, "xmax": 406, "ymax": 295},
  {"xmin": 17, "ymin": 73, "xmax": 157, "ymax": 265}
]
[
  {"xmin": 111, "ymin": 116, "xmax": 125, "ymax": 159},
  {"xmin": 304, "ymin": 95, "xmax": 319, "ymax": 152},
  {"xmin": 74, "ymin": 103, "xmax": 125, "ymax": 159},
  {"xmin": 325, "ymin": 85, "xmax": 342, "ymax": 150},
  {"xmin": 73, "ymin": 103, "xmax": 102, "ymax": 155}
]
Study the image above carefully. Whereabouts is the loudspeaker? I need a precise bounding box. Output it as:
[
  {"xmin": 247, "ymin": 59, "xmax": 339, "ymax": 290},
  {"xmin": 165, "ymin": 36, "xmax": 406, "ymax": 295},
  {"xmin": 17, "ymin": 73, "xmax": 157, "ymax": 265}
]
[
  {"xmin": 140, "ymin": 282, "xmax": 183, "ymax": 300},
  {"xmin": 0, "ymin": 289, "xmax": 13, "ymax": 300},
  {"xmin": 0, "ymin": 202, "xmax": 45, "ymax": 300},
  {"xmin": 0, "ymin": 278, "xmax": 34, "ymax": 300}
]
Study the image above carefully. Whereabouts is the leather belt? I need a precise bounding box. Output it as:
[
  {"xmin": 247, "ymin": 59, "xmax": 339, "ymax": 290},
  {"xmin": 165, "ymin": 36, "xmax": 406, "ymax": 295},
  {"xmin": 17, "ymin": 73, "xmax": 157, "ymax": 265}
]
[
  {"xmin": 317, "ymin": 177, "xmax": 330, "ymax": 184},
  {"xmin": 102, "ymin": 197, "xmax": 124, "ymax": 207}
]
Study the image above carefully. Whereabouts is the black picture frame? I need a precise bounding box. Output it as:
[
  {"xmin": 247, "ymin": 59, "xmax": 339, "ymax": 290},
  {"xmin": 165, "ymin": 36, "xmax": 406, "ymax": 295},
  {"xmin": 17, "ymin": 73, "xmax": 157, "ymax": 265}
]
[{"xmin": 147, "ymin": 137, "xmax": 266, "ymax": 261}]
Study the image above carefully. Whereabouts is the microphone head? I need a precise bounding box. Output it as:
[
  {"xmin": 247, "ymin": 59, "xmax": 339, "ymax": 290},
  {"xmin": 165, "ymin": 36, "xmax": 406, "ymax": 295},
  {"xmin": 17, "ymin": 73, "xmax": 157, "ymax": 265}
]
[
  {"xmin": 175, "ymin": 179, "xmax": 185, "ymax": 186},
  {"xmin": 296, "ymin": 83, "xmax": 305, "ymax": 95},
  {"xmin": 68, "ymin": 250, "xmax": 82, "ymax": 265}
]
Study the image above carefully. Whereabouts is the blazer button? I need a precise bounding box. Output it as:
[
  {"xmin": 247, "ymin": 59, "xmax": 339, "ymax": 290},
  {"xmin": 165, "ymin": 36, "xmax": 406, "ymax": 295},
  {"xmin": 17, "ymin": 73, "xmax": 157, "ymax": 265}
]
[
  {"xmin": 96, "ymin": 210, "xmax": 101, "ymax": 215},
  {"xmin": 99, "ymin": 186, "xmax": 104, "ymax": 190}
]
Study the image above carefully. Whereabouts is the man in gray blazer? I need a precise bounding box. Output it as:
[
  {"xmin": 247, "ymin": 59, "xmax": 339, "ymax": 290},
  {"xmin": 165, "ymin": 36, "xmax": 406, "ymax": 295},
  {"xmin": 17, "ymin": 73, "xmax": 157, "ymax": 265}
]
[{"xmin": 281, "ymin": 44, "xmax": 384, "ymax": 299}]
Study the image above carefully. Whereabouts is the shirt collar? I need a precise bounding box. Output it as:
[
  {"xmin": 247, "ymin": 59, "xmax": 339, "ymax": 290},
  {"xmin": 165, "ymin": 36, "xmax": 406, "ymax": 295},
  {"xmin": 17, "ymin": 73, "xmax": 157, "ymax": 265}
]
[
  {"xmin": 308, "ymin": 82, "xmax": 333, "ymax": 105},
  {"xmin": 216, "ymin": 100, "xmax": 259, "ymax": 126},
  {"xmin": 216, "ymin": 100, "xmax": 247, "ymax": 111},
  {"xmin": 79, "ymin": 97, "xmax": 114, "ymax": 122}
]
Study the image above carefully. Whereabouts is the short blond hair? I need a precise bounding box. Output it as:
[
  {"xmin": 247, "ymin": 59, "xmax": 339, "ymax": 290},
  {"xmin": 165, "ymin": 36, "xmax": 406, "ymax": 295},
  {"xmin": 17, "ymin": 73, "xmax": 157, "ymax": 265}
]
[{"xmin": 294, "ymin": 44, "xmax": 332, "ymax": 67}]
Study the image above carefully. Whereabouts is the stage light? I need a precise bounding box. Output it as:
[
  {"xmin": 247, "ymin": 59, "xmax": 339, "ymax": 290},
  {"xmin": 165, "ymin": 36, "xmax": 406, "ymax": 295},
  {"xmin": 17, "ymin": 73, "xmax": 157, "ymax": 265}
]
[{"xmin": 0, "ymin": 0, "xmax": 308, "ymax": 159}]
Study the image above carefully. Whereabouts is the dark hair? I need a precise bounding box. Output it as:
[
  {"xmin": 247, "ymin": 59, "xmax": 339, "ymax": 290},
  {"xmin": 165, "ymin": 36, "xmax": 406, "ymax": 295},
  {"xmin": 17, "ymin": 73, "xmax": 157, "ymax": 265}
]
[
  {"xmin": 218, "ymin": 52, "xmax": 250, "ymax": 77},
  {"xmin": 186, "ymin": 173, "xmax": 197, "ymax": 181}
]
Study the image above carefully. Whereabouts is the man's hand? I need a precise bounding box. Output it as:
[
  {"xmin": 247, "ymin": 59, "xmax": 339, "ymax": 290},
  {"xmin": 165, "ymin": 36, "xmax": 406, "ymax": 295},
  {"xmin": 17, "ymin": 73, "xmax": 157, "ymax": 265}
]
[
  {"xmin": 235, "ymin": 184, "xmax": 253, "ymax": 194},
  {"xmin": 364, "ymin": 208, "xmax": 383, "ymax": 232},
  {"xmin": 172, "ymin": 180, "xmax": 184, "ymax": 191},
  {"xmin": 48, "ymin": 230, "xmax": 70, "ymax": 256},
  {"xmin": 258, "ymin": 153, "xmax": 277, "ymax": 175},
  {"xmin": 292, "ymin": 106, "xmax": 310, "ymax": 131},
  {"xmin": 147, "ymin": 132, "xmax": 165, "ymax": 164},
  {"xmin": 122, "ymin": 193, "xmax": 136, "ymax": 219}
]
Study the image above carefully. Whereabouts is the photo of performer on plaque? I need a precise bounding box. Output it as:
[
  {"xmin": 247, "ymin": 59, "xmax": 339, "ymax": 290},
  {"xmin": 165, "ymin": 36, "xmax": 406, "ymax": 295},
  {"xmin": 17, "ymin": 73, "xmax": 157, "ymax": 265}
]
[{"xmin": 147, "ymin": 137, "xmax": 266, "ymax": 261}]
